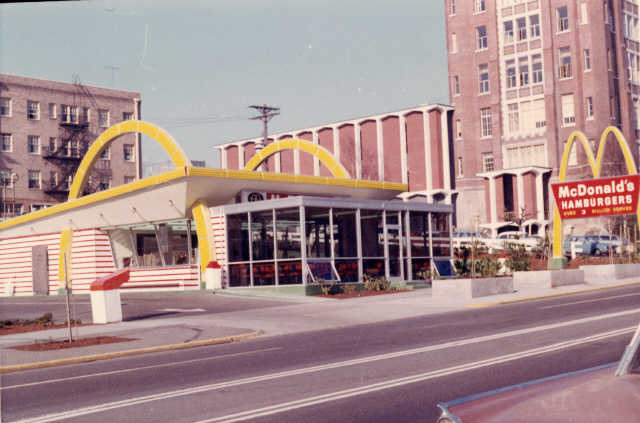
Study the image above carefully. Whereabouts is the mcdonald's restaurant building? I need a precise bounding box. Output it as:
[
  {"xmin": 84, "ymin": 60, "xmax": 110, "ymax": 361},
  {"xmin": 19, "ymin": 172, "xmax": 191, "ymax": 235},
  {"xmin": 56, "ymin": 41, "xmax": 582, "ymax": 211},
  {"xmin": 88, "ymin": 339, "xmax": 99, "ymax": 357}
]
[{"xmin": 0, "ymin": 119, "xmax": 454, "ymax": 296}]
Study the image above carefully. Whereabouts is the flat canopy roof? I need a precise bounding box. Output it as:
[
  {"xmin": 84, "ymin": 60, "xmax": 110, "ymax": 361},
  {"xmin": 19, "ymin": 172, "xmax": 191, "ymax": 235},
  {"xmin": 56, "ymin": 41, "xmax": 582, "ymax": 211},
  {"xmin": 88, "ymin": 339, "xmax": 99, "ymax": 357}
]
[{"xmin": 0, "ymin": 167, "xmax": 408, "ymax": 238}]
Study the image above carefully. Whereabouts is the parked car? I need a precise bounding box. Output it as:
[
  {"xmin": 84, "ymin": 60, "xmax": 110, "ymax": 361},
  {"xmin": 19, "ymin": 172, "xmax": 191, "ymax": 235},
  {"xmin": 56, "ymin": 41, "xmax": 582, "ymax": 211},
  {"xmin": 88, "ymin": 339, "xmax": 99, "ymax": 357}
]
[
  {"xmin": 587, "ymin": 234, "xmax": 629, "ymax": 255},
  {"xmin": 434, "ymin": 322, "xmax": 640, "ymax": 422},
  {"xmin": 452, "ymin": 232, "xmax": 489, "ymax": 250},
  {"xmin": 562, "ymin": 235, "xmax": 595, "ymax": 256},
  {"xmin": 487, "ymin": 232, "xmax": 542, "ymax": 251}
]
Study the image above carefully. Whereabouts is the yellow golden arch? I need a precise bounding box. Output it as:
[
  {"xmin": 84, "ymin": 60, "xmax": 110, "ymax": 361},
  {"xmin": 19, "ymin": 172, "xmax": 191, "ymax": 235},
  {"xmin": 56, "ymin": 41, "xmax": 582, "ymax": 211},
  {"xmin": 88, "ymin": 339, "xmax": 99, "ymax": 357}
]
[
  {"xmin": 552, "ymin": 126, "xmax": 639, "ymax": 260},
  {"xmin": 58, "ymin": 120, "xmax": 215, "ymax": 284},
  {"xmin": 243, "ymin": 138, "xmax": 350, "ymax": 178}
]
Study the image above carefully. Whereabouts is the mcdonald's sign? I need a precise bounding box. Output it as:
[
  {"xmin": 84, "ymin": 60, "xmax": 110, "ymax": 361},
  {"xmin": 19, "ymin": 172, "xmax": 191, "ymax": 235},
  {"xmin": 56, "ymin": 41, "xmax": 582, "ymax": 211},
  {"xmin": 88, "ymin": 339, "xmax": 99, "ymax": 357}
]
[{"xmin": 552, "ymin": 126, "xmax": 640, "ymax": 261}]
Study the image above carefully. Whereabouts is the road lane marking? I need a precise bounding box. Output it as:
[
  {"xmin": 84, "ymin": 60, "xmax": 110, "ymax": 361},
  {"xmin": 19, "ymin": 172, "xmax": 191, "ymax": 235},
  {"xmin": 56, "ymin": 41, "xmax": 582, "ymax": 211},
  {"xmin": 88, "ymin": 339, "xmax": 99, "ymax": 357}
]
[
  {"xmin": 540, "ymin": 293, "xmax": 640, "ymax": 309},
  {"xmin": 14, "ymin": 326, "xmax": 635, "ymax": 423},
  {"xmin": 195, "ymin": 327, "xmax": 635, "ymax": 423},
  {"xmin": 159, "ymin": 308, "xmax": 207, "ymax": 312},
  {"xmin": 11, "ymin": 309, "xmax": 640, "ymax": 423},
  {"xmin": 1, "ymin": 348, "xmax": 282, "ymax": 390}
]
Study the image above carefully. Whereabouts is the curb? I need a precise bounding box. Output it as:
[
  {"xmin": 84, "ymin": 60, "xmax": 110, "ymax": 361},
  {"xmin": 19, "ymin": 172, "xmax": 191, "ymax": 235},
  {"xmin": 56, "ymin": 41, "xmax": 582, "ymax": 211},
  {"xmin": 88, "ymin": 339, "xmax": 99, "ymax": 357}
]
[
  {"xmin": 0, "ymin": 331, "xmax": 261, "ymax": 374},
  {"xmin": 467, "ymin": 280, "xmax": 640, "ymax": 308}
]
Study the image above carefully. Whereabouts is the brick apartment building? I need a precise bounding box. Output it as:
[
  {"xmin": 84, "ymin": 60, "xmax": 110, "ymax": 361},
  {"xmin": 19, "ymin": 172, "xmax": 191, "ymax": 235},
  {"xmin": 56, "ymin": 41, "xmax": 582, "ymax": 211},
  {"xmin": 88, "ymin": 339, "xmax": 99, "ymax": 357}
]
[
  {"xmin": 445, "ymin": 0, "xmax": 640, "ymax": 235},
  {"xmin": 215, "ymin": 104, "xmax": 456, "ymax": 205},
  {"xmin": 0, "ymin": 74, "xmax": 141, "ymax": 219}
]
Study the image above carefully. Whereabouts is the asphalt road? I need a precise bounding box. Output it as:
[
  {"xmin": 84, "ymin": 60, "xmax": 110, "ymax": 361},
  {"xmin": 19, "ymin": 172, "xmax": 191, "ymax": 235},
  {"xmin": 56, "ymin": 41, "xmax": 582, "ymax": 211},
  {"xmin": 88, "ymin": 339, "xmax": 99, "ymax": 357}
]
[{"xmin": 2, "ymin": 285, "xmax": 640, "ymax": 423}]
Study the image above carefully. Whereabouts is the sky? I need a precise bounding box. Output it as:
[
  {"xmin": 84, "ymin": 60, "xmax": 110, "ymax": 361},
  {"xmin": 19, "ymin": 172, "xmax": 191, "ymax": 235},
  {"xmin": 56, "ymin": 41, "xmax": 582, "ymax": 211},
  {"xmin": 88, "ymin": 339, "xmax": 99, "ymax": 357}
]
[{"xmin": 0, "ymin": 0, "xmax": 449, "ymax": 167}]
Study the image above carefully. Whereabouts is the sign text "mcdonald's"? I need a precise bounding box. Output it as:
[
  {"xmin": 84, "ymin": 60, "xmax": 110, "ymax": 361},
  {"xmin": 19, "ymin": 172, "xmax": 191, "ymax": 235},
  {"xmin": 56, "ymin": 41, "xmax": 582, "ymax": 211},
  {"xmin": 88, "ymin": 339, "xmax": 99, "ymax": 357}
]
[{"xmin": 551, "ymin": 175, "xmax": 640, "ymax": 219}]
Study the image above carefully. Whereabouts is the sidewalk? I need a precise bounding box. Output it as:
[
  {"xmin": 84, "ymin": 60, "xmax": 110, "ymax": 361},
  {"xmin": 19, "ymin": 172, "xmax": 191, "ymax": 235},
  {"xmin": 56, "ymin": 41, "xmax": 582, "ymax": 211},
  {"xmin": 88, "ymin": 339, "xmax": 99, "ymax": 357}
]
[{"xmin": 2, "ymin": 276, "xmax": 639, "ymax": 372}]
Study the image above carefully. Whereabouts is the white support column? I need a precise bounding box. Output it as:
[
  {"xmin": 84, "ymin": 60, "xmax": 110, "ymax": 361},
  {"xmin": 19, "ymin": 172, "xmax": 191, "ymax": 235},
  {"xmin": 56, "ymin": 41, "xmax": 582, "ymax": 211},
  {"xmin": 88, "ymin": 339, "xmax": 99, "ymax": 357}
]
[
  {"xmin": 333, "ymin": 126, "xmax": 340, "ymax": 162},
  {"xmin": 423, "ymin": 112, "xmax": 433, "ymax": 192},
  {"xmin": 516, "ymin": 172, "xmax": 525, "ymax": 218},
  {"xmin": 294, "ymin": 142, "xmax": 300, "ymax": 175},
  {"xmin": 221, "ymin": 147, "xmax": 227, "ymax": 169},
  {"xmin": 313, "ymin": 130, "xmax": 320, "ymax": 176},
  {"xmin": 355, "ymin": 121, "xmax": 362, "ymax": 179},
  {"xmin": 275, "ymin": 139, "xmax": 281, "ymax": 173},
  {"xmin": 535, "ymin": 172, "xmax": 545, "ymax": 220},
  {"xmin": 440, "ymin": 110, "xmax": 451, "ymax": 192},
  {"xmin": 238, "ymin": 143, "xmax": 245, "ymax": 169},
  {"xmin": 400, "ymin": 114, "xmax": 408, "ymax": 185},
  {"xmin": 488, "ymin": 176, "xmax": 497, "ymax": 225},
  {"xmin": 377, "ymin": 118, "xmax": 384, "ymax": 181}
]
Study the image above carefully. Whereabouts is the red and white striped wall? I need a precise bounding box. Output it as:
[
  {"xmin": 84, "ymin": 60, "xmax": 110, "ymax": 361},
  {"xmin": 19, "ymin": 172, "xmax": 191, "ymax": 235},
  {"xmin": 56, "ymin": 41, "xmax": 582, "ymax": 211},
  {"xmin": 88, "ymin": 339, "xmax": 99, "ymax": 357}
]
[
  {"xmin": 0, "ymin": 228, "xmax": 201, "ymax": 296},
  {"xmin": 210, "ymin": 207, "xmax": 228, "ymax": 287}
]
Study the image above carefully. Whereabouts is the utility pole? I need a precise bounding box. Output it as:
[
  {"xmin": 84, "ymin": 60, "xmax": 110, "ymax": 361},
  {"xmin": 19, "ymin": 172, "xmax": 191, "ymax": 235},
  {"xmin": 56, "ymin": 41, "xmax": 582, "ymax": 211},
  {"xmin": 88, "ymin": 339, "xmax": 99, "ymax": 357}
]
[{"xmin": 249, "ymin": 104, "xmax": 280, "ymax": 151}]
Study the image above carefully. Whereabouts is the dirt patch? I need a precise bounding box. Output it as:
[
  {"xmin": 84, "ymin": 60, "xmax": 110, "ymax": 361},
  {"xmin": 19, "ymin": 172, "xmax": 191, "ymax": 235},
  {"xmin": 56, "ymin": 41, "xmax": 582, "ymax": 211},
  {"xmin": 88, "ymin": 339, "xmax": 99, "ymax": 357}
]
[
  {"xmin": 10, "ymin": 336, "xmax": 137, "ymax": 351},
  {"xmin": 316, "ymin": 289, "xmax": 410, "ymax": 299}
]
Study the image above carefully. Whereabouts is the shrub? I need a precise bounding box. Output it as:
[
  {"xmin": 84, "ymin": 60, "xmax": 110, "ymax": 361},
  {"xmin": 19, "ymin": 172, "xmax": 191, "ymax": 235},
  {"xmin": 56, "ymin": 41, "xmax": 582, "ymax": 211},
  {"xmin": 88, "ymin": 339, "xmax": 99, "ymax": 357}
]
[
  {"xmin": 505, "ymin": 243, "xmax": 530, "ymax": 272},
  {"xmin": 363, "ymin": 274, "xmax": 391, "ymax": 291}
]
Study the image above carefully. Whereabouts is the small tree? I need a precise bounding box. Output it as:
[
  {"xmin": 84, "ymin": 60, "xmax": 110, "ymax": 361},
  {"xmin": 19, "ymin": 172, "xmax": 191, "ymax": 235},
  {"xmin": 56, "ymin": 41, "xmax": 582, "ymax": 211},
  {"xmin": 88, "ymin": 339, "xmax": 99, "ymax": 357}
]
[{"xmin": 505, "ymin": 242, "xmax": 530, "ymax": 272}]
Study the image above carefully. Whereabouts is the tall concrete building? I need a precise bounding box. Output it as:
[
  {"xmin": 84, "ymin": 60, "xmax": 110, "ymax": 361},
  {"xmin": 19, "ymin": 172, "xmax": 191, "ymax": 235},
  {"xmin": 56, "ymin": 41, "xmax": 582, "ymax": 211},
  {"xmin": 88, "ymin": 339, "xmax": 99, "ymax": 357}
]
[
  {"xmin": 0, "ymin": 74, "xmax": 141, "ymax": 220},
  {"xmin": 445, "ymin": 0, "xmax": 640, "ymax": 234}
]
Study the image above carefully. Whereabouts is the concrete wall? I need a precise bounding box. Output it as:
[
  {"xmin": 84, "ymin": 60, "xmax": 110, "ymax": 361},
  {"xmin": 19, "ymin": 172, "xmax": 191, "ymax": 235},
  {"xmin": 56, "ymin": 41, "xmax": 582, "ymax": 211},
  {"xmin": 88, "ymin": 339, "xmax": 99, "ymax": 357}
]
[
  {"xmin": 514, "ymin": 269, "xmax": 584, "ymax": 289},
  {"xmin": 580, "ymin": 264, "xmax": 640, "ymax": 282},
  {"xmin": 432, "ymin": 277, "xmax": 513, "ymax": 299}
]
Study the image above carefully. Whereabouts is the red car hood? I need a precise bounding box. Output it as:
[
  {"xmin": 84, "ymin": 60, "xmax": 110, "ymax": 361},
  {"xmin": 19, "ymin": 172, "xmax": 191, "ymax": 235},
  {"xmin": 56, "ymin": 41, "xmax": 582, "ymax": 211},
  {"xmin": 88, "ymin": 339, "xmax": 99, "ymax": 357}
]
[{"xmin": 443, "ymin": 365, "xmax": 640, "ymax": 422}]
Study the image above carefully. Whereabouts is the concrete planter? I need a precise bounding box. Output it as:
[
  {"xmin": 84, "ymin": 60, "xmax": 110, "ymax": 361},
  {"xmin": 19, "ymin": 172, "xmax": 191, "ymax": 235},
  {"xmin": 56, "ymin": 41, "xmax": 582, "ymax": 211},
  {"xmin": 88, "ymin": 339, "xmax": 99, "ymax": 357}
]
[
  {"xmin": 432, "ymin": 277, "xmax": 513, "ymax": 299},
  {"xmin": 514, "ymin": 269, "xmax": 584, "ymax": 290},
  {"xmin": 579, "ymin": 264, "xmax": 640, "ymax": 282}
]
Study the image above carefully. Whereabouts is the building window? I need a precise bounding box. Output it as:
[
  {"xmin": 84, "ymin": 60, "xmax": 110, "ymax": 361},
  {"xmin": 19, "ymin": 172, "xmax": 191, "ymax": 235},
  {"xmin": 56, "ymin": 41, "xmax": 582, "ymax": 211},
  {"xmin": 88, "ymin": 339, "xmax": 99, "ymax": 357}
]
[
  {"xmin": 506, "ymin": 60, "xmax": 516, "ymax": 89},
  {"xmin": 82, "ymin": 107, "xmax": 90, "ymax": 123},
  {"xmin": 584, "ymin": 49, "xmax": 591, "ymax": 71},
  {"xmin": 557, "ymin": 6, "xmax": 569, "ymax": 32},
  {"xmin": 61, "ymin": 105, "xmax": 79, "ymax": 123},
  {"xmin": 561, "ymin": 94, "xmax": 576, "ymax": 126},
  {"xmin": 62, "ymin": 141, "xmax": 70, "ymax": 157},
  {"xmin": 480, "ymin": 108, "xmax": 492, "ymax": 137},
  {"xmin": 28, "ymin": 170, "xmax": 41, "ymax": 189},
  {"xmin": 482, "ymin": 153, "xmax": 494, "ymax": 172},
  {"xmin": 475, "ymin": 0, "xmax": 485, "ymax": 13},
  {"xmin": 0, "ymin": 169, "xmax": 14, "ymax": 187},
  {"xmin": 479, "ymin": 64, "xmax": 489, "ymax": 94},
  {"xmin": 98, "ymin": 177, "xmax": 111, "ymax": 191},
  {"xmin": 453, "ymin": 75, "xmax": 460, "ymax": 96},
  {"xmin": 517, "ymin": 17, "xmax": 527, "ymax": 41},
  {"xmin": 455, "ymin": 119, "xmax": 462, "ymax": 139},
  {"xmin": 457, "ymin": 157, "xmax": 463, "ymax": 177},
  {"xmin": 124, "ymin": 176, "xmax": 136, "ymax": 184},
  {"xmin": 529, "ymin": 15, "xmax": 540, "ymax": 38},
  {"xmin": 451, "ymin": 33, "xmax": 457, "ymax": 53},
  {"xmin": 0, "ymin": 98, "xmax": 11, "ymax": 117},
  {"xmin": 62, "ymin": 175, "xmax": 73, "ymax": 190},
  {"xmin": 48, "ymin": 103, "xmax": 57, "ymax": 119},
  {"xmin": 123, "ymin": 144, "xmax": 134, "ymax": 161},
  {"xmin": 504, "ymin": 21, "xmax": 514, "ymax": 44},
  {"xmin": 608, "ymin": 49, "xmax": 613, "ymax": 71},
  {"xmin": 27, "ymin": 101, "xmax": 40, "ymax": 120},
  {"xmin": 476, "ymin": 26, "xmax": 488, "ymax": 50},
  {"xmin": 449, "ymin": 0, "xmax": 455, "ymax": 15},
  {"xmin": 519, "ymin": 57, "xmax": 529, "ymax": 86},
  {"xmin": 610, "ymin": 96, "xmax": 617, "ymax": 120},
  {"xmin": 559, "ymin": 47, "xmax": 572, "ymax": 79},
  {"xmin": 1, "ymin": 134, "xmax": 12, "ymax": 152},
  {"xmin": 532, "ymin": 54, "xmax": 543, "ymax": 84},
  {"xmin": 123, "ymin": 112, "xmax": 134, "ymax": 121},
  {"xmin": 49, "ymin": 137, "xmax": 57, "ymax": 153},
  {"xmin": 580, "ymin": 2, "xmax": 588, "ymax": 24},
  {"xmin": 98, "ymin": 109, "xmax": 110, "ymax": 127},
  {"xmin": 50, "ymin": 171, "xmax": 58, "ymax": 187},
  {"xmin": 100, "ymin": 146, "xmax": 111, "ymax": 160},
  {"xmin": 586, "ymin": 97, "xmax": 594, "ymax": 119},
  {"xmin": 27, "ymin": 135, "xmax": 40, "ymax": 154},
  {"xmin": 508, "ymin": 103, "xmax": 519, "ymax": 133}
]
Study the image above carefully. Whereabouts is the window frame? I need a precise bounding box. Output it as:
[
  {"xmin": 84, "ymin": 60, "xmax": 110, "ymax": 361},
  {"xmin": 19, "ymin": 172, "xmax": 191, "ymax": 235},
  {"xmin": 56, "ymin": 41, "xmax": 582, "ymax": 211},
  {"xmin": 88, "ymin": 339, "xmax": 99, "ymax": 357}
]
[
  {"xmin": 586, "ymin": 96, "xmax": 594, "ymax": 119},
  {"xmin": 28, "ymin": 170, "xmax": 41, "ymax": 189},
  {"xmin": 476, "ymin": 26, "xmax": 488, "ymax": 50},
  {"xmin": 123, "ymin": 144, "xmax": 135, "ymax": 162},
  {"xmin": 480, "ymin": 108, "xmax": 493, "ymax": 138},
  {"xmin": 557, "ymin": 6, "xmax": 569, "ymax": 33},
  {"xmin": 481, "ymin": 152, "xmax": 494, "ymax": 172},
  {"xmin": 529, "ymin": 14, "xmax": 541, "ymax": 39},
  {"xmin": 478, "ymin": 63, "xmax": 490, "ymax": 94},
  {"xmin": 558, "ymin": 47, "xmax": 572, "ymax": 79},
  {"xmin": 27, "ymin": 101, "xmax": 40, "ymax": 121},
  {"xmin": 27, "ymin": 135, "xmax": 40, "ymax": 155},
  {"xmin": 98, "ymin": 109, "xmax": 110, "ymax": 128},
  {"xmin": 0, "ymin": 97, "xmax": 11, "ymax": 117},
  {"xmin": 532, "ymin": 54, "xmax": 543, "ymax": 84},
  {"xmin": 584, "ymin": 49, "xmax": 591, "ymax": 71},
  {"xmin": 474, "ymin": 0, "xmax": 486, "ymax": 14},
  {"xmin": 1, "ymin": 133, "xmax": 12, "ymax": 152}
]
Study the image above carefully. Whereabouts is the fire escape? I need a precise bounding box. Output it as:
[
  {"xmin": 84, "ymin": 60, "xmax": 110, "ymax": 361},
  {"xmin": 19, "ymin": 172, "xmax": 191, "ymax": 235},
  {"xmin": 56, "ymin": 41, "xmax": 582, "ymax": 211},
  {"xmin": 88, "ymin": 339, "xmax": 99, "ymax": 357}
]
[{"xmin": 43, "ymin": 75, "xmax": 112, "ymax": 198}]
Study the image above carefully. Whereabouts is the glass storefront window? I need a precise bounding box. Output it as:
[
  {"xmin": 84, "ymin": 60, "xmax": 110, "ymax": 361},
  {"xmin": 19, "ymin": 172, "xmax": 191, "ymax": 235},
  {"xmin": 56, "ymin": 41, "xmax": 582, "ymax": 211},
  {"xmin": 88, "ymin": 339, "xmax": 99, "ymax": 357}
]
[
  {"xmin": 307, "ymin": 259, "xmax": 338, "ymax": 283},
  {"xmin": 410, "ymin": 258, "xmax": 431, "ymax": 280},
  {"xmin": 361, "ymin": 209, "xmax": 383, "ymax": 257},
  {"xmin": 363, "ymin": 258, "xmax": 385, "ymax": 277},
  {"xmin": 253, "ymin": 262, "xmax": 276, "ymax": 285},
  {"xmin": 276, "ymin": 208, "xmax": 301, "ymax": 259},
  {"xmin": 229, "ymin": 263, "xmax": 250, "ymax": 286},
  {"xmin": 305, "ymin": 207, "xmax": 331, "ymax": 258},
  {"xmin": 278, "ymin": 260, "xmax": 302, "ymax": 285},
  {"xmin": 332, "ymin": 208, "xmax": 357, "ymax": 258},
  {"xmin": 335, "ymin": 259, "xmax": 359, "ymax": 282},
  {"xmin": 409, "ymin": 211, "xmax": 430, "ymax": 258},
  {"xmin": 251, "ymin": 210, "xmax": 274, "ymax": 261},
  {"xmin": 228, "ymin": 213, "xmax": 250, "ymax": 262},
  {"xmin": 431, "ymin": 212, "xmax": 451, "ymax": 257}
]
